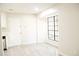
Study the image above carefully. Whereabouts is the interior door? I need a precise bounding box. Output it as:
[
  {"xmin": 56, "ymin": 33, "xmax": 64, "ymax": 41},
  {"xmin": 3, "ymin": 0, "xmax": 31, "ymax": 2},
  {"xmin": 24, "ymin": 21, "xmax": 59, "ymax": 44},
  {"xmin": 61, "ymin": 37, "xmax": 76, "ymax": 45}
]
[{"xmin": 7, "ymin": 16, "xmax": 21, "ymax": 47}]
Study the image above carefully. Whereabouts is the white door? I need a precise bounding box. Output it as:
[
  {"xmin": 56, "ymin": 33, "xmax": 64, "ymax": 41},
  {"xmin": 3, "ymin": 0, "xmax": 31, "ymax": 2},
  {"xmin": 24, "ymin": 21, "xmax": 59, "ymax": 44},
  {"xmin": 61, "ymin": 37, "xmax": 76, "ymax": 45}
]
[{"xmin": 7, "ymin": 16, "xmax": 21, "ymax": 47}]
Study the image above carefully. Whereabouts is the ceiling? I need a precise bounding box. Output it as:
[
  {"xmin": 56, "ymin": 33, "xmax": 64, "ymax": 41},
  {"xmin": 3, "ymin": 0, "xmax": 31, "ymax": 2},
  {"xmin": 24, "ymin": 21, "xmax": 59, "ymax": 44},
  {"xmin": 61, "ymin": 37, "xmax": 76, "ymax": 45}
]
[{"xmin": 0, "ymin": 3, "xmax": 56, "ymax": 14}]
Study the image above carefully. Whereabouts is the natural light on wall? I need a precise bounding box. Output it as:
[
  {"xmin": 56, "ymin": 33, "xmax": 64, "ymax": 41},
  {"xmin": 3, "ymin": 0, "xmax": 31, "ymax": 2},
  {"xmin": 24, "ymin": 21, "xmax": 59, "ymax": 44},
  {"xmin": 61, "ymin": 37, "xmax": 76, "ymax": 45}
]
[{"xmin": 39, "ymin": 8, "xmax": 57, "ymax": 17}]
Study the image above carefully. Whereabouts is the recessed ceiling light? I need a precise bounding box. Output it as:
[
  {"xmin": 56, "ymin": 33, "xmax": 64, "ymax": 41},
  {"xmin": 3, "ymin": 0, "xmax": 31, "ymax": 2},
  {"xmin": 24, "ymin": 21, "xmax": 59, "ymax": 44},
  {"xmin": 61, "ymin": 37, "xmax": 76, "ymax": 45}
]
[{"xmin": 34, "ymin": 7, "xmax": 39, "ymax": 12}]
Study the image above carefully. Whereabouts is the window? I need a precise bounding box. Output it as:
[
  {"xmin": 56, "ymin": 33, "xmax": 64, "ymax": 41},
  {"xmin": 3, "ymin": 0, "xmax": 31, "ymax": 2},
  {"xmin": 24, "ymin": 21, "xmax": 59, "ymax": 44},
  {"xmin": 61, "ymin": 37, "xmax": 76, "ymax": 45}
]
[{"xmin": 47, "ymin": 15, "xmax": 59, "ymax": 41}]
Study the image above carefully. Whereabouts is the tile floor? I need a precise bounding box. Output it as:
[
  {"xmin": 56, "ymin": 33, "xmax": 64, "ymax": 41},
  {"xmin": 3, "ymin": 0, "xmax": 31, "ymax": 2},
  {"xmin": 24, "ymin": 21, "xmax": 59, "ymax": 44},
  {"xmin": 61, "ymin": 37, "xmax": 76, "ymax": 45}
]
[{"xmin": 4, "ymin": 43, "xmax": 58, "ymax": 56}]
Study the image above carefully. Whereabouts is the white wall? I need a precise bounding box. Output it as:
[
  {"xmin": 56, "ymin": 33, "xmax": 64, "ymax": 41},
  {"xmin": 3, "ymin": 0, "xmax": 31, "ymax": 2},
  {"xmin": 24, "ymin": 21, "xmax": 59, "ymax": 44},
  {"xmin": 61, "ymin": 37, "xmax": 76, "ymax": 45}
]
[
  {"xmin": 21, "ymin": 14, "xmax": 37, "ymax": 44},
  {"xmin": 6, "ymin": 13, "xmax": 48, "ymax": 47},
  {"xmin": 37, "ymin": 16, "xmax": 48, "ymax": 43},
  {"xmin": 6, "ymin": 13, "xmax": 37, "ymax": 47},
  {"xmin": 54, "ymin": 4, "xmax": 79, "ymax": 56}
]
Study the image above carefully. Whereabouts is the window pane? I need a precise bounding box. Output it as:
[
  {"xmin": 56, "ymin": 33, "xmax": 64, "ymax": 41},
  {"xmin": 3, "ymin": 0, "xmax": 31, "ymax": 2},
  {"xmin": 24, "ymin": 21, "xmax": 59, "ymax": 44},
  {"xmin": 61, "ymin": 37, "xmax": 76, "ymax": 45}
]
[
  {"xmin": 48, "ymin": 22, "xmax": 54, "ymax": 25},
  {"xmin": 48, "ymin": 34, "xmax": 54, "ymax": 38},
  {"xmin": 49, "ymin": 27, "xmax": 54, "ymax": 30},
  {"xmin": 47, "ymin": 15, "xmax": 58, "ymax": 41},
  {"xmin": 48, "ymin": 17, "xmax": 54, "ymax": 22},
  {"xmin": 49, "ymin": 31, "xmax": 54, "ymax": 34}
]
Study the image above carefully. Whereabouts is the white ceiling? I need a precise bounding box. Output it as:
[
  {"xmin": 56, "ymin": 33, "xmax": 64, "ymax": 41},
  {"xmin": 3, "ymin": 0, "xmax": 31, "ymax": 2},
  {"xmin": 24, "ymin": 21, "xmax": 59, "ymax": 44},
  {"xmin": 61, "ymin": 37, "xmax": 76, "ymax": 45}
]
[{"xmin": 0, "ymin": 3, "xmax": 56, "ymax": 14}]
